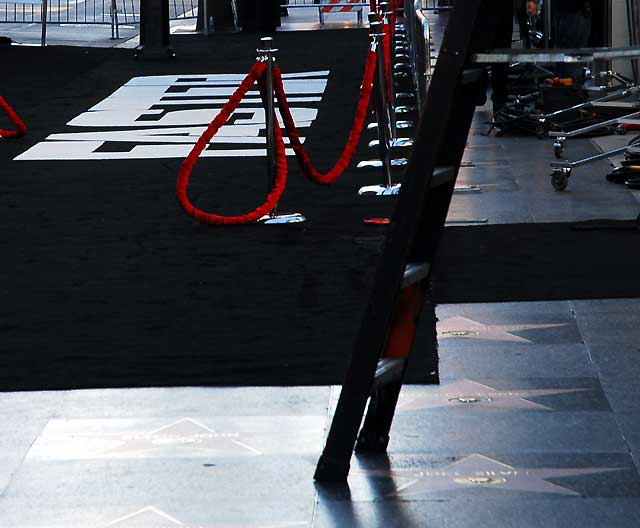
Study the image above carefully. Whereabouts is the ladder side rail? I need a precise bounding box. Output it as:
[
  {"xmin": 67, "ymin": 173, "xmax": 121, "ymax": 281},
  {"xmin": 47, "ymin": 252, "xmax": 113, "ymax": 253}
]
[
  {"xmin": 314, "ymin": 0, "xmax": 485, "ymax": 483},
  {"xmin": 408, "ymin": 85, "xmax": 481, "ymax": 264}
]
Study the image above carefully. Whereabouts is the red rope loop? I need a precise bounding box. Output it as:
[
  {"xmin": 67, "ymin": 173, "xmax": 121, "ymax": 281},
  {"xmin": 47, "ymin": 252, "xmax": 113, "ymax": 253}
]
[
  {"xmin": 176, "ymin": 61, "xmax": 288, "ymax": 225},
  {"xmin": 274, "ymin": 50, "xmax": 377, "ymax": 185},
  {"xmin": 0, "ymin": 96, "xmax": 27, "ymax": 139}
]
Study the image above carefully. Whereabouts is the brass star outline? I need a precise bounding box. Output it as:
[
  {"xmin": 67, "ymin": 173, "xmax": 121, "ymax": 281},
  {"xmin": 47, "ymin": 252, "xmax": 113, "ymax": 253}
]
[
  {"xmin": 358, "ymin": 454, "xmax": 625, "ymax": 497},
  {"xmin": 396, "ymin": 379, "xmax": 589, "ymax": 411},
  {"xmin": 105, "ymin": 506, "xmax": 309, "ymax": 527},
  {"xmin": 438, "ymin": 316, "xmax": 571, "ymax": 344},
  {"xmin": 97, "ymin": 418, "xmax": 262, "ymax": 457}
]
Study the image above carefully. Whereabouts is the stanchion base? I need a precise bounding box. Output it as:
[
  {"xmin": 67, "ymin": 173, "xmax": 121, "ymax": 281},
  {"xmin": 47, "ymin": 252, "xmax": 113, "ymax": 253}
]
[
  {"xmin": 368, "ymin": 138, "xmax": 415, "ymax": 148},
  {"xmin": 258, "ymin": 213, "xmax": 306, "ymax": 224},
  {"xmin": 357, "ymin": 158, "xmax": 408, "ymax": 169},
  {"xmin": 395, "ymin": 106, "xmax": 416, "ymax": 114},
  {"xmin": 134, "ymin": 46, "xmax": 176, "ymax": 60},
  {"xmin": 454, "ymin": 185, "xmax": 483, "ymax": 194},
  {"xmin": 358, "ymin": 184, "xmax": 401, "ymax": 196}
]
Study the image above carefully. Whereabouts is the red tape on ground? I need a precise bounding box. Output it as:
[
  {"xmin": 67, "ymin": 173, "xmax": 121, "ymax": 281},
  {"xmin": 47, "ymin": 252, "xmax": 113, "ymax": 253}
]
[
  {"xmin": 0, "ymin": 96, "xmax": 27, "ymax": 139},
  {"xmin": 176, "ymin": 61, "xmax": 288, "ymax": 225},
  {"xmin": 273, "ymin": 50, "xmax": 377, "ymax": 185}
]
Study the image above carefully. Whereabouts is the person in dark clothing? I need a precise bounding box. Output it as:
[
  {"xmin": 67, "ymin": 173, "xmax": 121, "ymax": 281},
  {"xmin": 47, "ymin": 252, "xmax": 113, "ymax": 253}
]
[
  {"xmin": 240, "ymin": 0, "xmax": 280, "ymax": 32},
  {"xmin": 553, "ymin": 0, "xmax": 592, "ymax": 81},
  {"xmin": 471, "ymin": 0, "xmax": 515, "ymax": 111}
]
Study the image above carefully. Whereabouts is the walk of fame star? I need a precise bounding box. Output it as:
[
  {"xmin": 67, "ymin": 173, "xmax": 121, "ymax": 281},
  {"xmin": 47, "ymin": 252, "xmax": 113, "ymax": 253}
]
[
  {"xmin": 396, "ymin": 379, "xmax": 588, "ymax": 411},
  {"xmin": 438, "ymin": 316, "xmax": 571, "ymax": 344},
  {"xmin": 99, "ymin": 418, "xmax": 262, "ymax": 456},
  {"xmin": 357, "ymin": 454, "xmax": 624, "ymax": 497},
  {"xmin": 105, "ymin": 506, "xmax": 309, "ymax": 528}
]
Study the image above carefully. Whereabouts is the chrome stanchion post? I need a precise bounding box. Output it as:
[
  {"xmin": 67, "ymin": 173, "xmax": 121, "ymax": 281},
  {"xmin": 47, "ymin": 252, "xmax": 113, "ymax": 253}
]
[
  {"xmin": 374, "ymin": 23, "xmax": 394, "ymax": 189},
  {"xmin": 544, "ymin": 0, "xmax": 552, "ymax": 49},
  {"xmin": 358, "ymin": 21, "xmax": 401, "ymax": 196},
  {"xmin": 257, "ymin": 37, "xmax": 306, "ymax": 224},
  {"xmin": 379, "ymin": 2, "xmax": 397, "ymax": 142},
  {"xmin": 41, "ymin": 0, "xmax": 48, "ymax": 47},
  {"xmin": 110, "ymin": 0, "xmax": 120, "ymax": 40},
  {"xmin": 366, "ymin": 3, "xmax": 415, "ymax": 149},
  {"xmin": 203, "ymin": 0, "xmax": 209, "ymax": 35},
  {"xmin": 264, "ymin": 37, "xmax": 277, "ymax": 217},
  {"xmin": 384, "ymin": 1, "xmax": 415, "ymax": 124}
]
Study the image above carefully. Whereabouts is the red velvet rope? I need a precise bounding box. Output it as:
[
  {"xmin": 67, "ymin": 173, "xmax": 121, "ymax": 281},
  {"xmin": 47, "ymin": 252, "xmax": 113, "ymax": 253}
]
[
  {"xmin": 176, "ymin": 61, "xmax": 288, "ymax": 225},
  {"xmin": 0, "ymin": 96, "xmax": 26, "ymax": 139},
  {"xmin": 273, "ymin": 50, "xmax": 377, "ymax": 185}
]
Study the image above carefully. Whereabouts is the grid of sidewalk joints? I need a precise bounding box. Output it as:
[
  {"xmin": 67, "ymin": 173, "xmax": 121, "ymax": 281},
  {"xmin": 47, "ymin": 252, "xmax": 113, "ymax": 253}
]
[{"xmin": 1, "ymin": 301, "xmax": 640, "ymax": 527}]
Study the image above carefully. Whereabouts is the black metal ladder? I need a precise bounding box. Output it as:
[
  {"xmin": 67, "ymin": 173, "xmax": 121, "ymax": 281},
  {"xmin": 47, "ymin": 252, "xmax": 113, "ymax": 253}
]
[{"xmin": 314, "ymin": 0, "xmax": 486, "ymax": 482}]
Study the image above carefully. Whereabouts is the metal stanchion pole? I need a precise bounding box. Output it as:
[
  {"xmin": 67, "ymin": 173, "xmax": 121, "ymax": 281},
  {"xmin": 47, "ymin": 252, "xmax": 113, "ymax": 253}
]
[
  {"xmin": 359, "ymin": 11, "xmax": 410, "ymax": 181},
  {"xmin": 263, "ymin": 38, "xmax": 277, "ymax": 217},
  {"xmin": 203, "ymin": 0, "xmax": 209, "ymax": 35},
  {"xmin": 135, "ymin": 0, "xmax": 175, "ymax": 59},
  {"xmin": 384, "ymin": 1, "xmax": 415, "ymax": 127},
  {"xmin": 358, "ymin": 21, "xmax": 400, "ymax": 196},
  {"xmin": 379, "ymin": 2, "xmax": 397, "ymax": 141},
  {"xmin": 110, "ymin": 0, "xmax": 120, "ymax": 40},
  {"xmin": 374, "ymin": 23, "xmax": 394, "ymax": 189},
  {"xmin": 257, "ymin": 37, "xmax": 306, "ymax": 225},
  {"xmin": 544, "ymin": 0, "xmax": 552, "ymax": 49},
  {"xmin": 41, "ymin": 0, "xmax": 48, "ymax": 47}
]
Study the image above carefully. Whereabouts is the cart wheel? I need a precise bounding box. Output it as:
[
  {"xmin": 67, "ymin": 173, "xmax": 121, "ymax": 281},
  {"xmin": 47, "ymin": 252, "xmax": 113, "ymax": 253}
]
[
  {"xmin": 616, "ymin": 124, "xmax": 628, "ymax": 135},
  {"xmin": 551, "ymin": 169, "xmax": 570, "ymax": 191},
  {"xmin": 553, "ymin": 140, "xmax": 565, "ymax": 159}
]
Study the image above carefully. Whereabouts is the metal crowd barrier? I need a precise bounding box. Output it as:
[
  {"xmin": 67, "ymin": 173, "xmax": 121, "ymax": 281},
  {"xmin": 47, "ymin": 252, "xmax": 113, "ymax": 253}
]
[
  {"xmin": 282, "ymin": 0, "xmax": 368, "ymax": 25},
  {"xmin": 0, "ymin": 0, "xmax": 196, "ymax": 27},
  {"xmin": 421, "ymin": 0, "xmax": 453, "ymax": 11},
  {"xmin": 5, "ymin": 0, "xmax": 47, "ymax": 44},
  {"xmin": 403, "ymin": 0, "xmax": 432, "ymax": 112}
]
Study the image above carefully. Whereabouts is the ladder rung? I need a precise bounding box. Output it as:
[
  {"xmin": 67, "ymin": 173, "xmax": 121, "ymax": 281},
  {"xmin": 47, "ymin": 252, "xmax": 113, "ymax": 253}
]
[
  {"xmin": 371, "ymin": 358, "xmax": 406, "ymax": 393},
  {"xmin": 460, "ymin": 67, "xmax": 485, "ymax": 85},
  {"xmin": 430, "ymin": 166, "xmax": 456, "ymax": 188},
  {"xmin": 592, "ymin": 101, "xmax": 640, "ymax": 109},
  {"xmin": 402, "ymin": 262, "xmax": 431, "ymax": 288}
]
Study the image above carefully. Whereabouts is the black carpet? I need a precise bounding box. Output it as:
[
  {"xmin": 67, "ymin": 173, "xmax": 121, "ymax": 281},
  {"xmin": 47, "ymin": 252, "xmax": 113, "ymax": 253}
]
[
  {"xmin": 3, "ymin": 33, "xmax": 639, "ymax": 392},
  {"xmin": 0, "ymin": 31, "xmax": 422, "ymax": 391},
  {"xmin": 432, "ymin": 221, "xmax": 640, "ymax": 304}
]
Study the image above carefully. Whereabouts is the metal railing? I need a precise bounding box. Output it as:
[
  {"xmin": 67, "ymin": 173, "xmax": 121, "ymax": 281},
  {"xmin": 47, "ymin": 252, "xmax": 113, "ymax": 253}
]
[
  {"xmin": 0, "ymin": 0, "xmax": 196, "ymax": 24},
  {"xmin": 422, "ymin": 0, "xmax": 453, "ymax": 11},
  {"xmin": 403, "ymin": 0, "xmax": 432, "ymax": 112}
]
